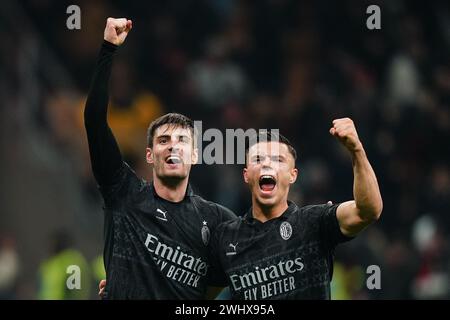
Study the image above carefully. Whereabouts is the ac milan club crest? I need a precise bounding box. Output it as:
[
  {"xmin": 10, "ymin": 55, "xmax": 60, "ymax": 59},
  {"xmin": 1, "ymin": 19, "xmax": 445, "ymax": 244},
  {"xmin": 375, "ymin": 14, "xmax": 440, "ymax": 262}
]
[
  {"xmin": 201, "ymin": 221, "xmax": 210, "ymax": 246},
  {"xmin": 280, "ymin": 221, "xmax": 292, "ymax": 240}
]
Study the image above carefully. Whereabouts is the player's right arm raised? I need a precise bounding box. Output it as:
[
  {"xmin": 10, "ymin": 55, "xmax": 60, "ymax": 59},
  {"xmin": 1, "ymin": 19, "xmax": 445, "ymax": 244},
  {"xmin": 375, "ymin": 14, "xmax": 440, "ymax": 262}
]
[{"xmin": 84, "ymin": 18, "xmax": 132, "ymax": 186}]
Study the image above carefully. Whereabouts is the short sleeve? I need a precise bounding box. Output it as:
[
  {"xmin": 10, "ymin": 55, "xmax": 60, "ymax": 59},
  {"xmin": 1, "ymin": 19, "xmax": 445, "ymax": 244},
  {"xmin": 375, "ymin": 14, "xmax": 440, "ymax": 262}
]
[{"xmin": 320, "ymin": 203, "xmax": 354, "ymax": 249}]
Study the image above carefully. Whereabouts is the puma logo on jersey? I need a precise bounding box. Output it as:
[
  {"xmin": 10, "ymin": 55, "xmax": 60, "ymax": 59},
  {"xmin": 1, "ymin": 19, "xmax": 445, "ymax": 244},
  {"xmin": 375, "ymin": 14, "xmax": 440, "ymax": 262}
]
[
  {"xmin": 156, "ymin": 208, "xmax": 168, "ymax": 221},
  {"xmin": 226, "ymin": 242, "xmax": 238, "ymax": 256}
]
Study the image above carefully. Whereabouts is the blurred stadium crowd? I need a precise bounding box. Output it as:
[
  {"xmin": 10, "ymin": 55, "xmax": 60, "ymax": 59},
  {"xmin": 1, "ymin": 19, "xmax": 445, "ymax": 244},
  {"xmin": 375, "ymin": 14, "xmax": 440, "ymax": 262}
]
[{"xmin": 0, "ymin": 0, "xmax": 449, "ymax": 299}]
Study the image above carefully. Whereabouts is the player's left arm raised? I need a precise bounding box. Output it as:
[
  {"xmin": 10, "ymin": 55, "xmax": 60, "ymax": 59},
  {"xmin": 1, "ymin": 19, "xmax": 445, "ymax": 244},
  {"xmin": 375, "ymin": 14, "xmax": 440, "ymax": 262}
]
[{"xmin": 330, "ymin": 118, "xmax": 383, "ymax": 237}]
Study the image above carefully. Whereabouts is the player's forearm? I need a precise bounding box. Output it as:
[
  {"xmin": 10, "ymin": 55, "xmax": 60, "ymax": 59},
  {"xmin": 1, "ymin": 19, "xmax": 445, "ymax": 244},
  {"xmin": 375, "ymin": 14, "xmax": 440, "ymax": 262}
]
[
  {"xmin": 84, "ymin": 41, "xmax": 123, "ymax": 185},
  {"xmin": 351, "ymin": 148, "xmax": 383, "ymax": 221},
  {"xmin": 84, "ymin": 40, "xmax": 117, "ymax": 128}
]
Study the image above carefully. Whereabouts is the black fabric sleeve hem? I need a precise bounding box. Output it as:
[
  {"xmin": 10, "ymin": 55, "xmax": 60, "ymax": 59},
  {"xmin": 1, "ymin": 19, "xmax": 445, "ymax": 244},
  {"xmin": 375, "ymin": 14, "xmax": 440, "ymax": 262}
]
[{"xmin": 102, "ymin": 40, "xmax": 118, "ymax": 52}]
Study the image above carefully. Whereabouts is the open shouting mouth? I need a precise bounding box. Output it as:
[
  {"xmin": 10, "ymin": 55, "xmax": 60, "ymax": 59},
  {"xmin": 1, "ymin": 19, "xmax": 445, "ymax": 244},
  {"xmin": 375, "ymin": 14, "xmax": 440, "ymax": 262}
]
[
  {"xmin": 165, "ymin": 154, "xmax": 182, "ymax": 165},
  {"xmin": 259, "ymin": 175, "xmax": 276, "ymax": 192}
]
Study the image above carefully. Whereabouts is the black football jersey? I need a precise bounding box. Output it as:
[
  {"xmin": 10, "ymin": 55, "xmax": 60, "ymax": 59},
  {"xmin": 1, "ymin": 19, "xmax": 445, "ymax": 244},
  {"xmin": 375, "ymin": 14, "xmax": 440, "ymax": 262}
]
[
  {"xmin": 210, "ymin": 201, "xmax": 352, "ymax": 300},
  {"xmin": 101, "ymin": 163, "xmax": 236, "ymax": 299}
]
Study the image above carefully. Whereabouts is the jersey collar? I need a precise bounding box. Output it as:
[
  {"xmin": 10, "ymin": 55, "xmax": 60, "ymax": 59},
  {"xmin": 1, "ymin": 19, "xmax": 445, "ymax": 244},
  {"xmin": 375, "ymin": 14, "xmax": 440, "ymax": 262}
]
[
  {"xmin": 150, "ymin": 182, "xmax": 194, "ymax": 201},
  {"xmin": 243, "ymin": 200, "xmax": 298, "ymax": 225}
]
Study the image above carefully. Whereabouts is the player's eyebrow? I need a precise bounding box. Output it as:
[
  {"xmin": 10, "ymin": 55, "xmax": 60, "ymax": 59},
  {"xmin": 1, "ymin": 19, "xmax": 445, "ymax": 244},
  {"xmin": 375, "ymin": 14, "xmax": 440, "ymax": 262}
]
[
  {"xmin": 156, "ymin": 134, "xmax": 191, "ymax": 141},
  {"xmin": 156, "ymin": 134, "xmax": 171, "ymax": 140}
]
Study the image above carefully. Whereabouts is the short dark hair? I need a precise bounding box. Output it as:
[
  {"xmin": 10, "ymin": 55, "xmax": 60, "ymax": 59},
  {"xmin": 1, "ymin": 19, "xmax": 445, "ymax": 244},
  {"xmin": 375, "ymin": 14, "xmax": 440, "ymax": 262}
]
[
  {"xmin": 147, "ymin": 113, "xmax": 194, "ymax": 147},
  {"xmin": 245, "ymin": 131, "xmax": 297, "ymax": 166}
]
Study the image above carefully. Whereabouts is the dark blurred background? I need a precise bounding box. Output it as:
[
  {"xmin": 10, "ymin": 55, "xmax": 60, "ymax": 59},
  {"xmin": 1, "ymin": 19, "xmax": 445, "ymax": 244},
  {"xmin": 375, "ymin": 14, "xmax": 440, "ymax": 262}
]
[{"xmin": 0, "ymin": 0, "xmax": 449, "ymax": 299}]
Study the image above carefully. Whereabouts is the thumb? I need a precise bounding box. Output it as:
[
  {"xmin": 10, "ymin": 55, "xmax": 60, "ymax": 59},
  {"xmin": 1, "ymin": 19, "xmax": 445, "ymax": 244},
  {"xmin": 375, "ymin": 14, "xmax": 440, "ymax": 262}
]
[
  {"xmin": 113, "ymin": 18, "xmax": 128, "ymax": 30},
  {"xmin": 329, "ymin": 127, "xmax": 336, "ymax": 136},
  {"xmin": 125, "ymin": 20, "xmax": 132, "ymax": 31}
]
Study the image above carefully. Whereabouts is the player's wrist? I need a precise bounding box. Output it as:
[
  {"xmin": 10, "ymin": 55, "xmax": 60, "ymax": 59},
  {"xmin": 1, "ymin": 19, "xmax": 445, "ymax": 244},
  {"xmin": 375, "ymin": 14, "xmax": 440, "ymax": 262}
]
[
  {"xmin": 350, "ymin": 143, "xmax": 366, "ymax": 159},
  {"xmin": 102, "ymin": 39, "xmax": 119, "ymax": 52}
]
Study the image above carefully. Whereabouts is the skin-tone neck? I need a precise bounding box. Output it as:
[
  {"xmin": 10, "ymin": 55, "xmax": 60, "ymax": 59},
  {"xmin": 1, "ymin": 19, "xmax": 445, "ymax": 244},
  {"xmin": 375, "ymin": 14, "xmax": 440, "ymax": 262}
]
[
  {"xmin": 152, "ymin": 173, "xmax": 189, "ymax": 203},
  {"xmin": 251, "ymin": 194, "xmax": 289, "ymax": 223}
]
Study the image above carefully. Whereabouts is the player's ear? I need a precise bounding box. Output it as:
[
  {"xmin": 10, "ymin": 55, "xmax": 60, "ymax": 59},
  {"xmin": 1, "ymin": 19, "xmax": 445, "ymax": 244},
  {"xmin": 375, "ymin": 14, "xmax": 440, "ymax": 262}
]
[
  {"xmin": 146, "ymin": 147, "xmax": 154, "ymax": 164},
  {"xmin": 243, "ymin": 167, "xmax": 249, "ymax": 184},
  {"xmin": 289, "ymin": 168, "xmax": 298, "ymax": 184}
]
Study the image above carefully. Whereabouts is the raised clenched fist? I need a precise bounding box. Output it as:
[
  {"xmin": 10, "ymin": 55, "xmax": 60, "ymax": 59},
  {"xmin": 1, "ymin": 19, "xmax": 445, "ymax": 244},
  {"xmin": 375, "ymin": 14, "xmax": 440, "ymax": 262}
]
[
  {"xmin": 103, "ymin": 17, "xmax": 132, "ymax": 46},
  {"xmin": 329, "ymin": 118, "xmax": 363, "ymax": 153}
]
